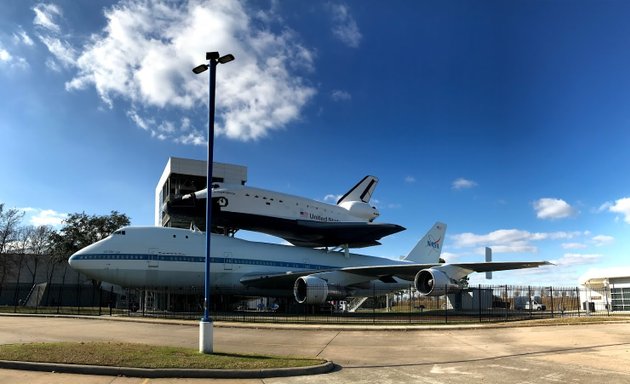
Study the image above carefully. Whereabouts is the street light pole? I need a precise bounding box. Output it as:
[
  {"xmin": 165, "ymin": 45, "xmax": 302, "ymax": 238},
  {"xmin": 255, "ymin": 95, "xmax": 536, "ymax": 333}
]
[{"xmin": 193, "ymin": 51, "xmax": 234, "ymax": 354}]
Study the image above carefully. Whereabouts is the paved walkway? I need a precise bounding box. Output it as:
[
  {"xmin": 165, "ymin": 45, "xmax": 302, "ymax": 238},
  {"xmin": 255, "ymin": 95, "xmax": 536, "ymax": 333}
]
[{"xmin": 1, "ymin": 315, "xmax": 630, "ymax": 383}]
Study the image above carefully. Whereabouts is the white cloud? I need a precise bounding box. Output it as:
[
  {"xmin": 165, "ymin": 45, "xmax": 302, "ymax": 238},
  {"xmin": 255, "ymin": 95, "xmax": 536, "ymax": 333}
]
[
  {"xmin": 35, "ymin": 0, "xmax": 316, "ymax": 142},
  {"xmin": 127, "ymin": 109, "xmax": 153, "ymax": 131},
  {"xmin": 404, "ymin": 176, "xmax": 416, "ymax": 183},
  {"xmin": 561, "ymin": 242, "xmax": 587, "ymax": 250},
  {"xmin": 324, "ymin": 194, "xmax": 342, "ymax": 203},
  {"xmin": 331, "ymin": 89, "xmax": 351, "ymax": 101},
  {"xmin": 20, "ymin": 207, "xmax": 67, "ymax": 227},
  {"xmin": 38, "ymin": 34, "xmax": 77, "ymax": 68},
  {"xmin": 552, "ymin": 253, "xmax": 602, "ymax": 267},
  {"xmin": 0, "ymin": 48, "xmax": 10, "ymax": 62},
  {"xmin": 452, "ymin": 178, "xmax": 477, "ymax": 190},
  {"xmin": 0, "ymin": 45, "xmax": 29, "ymax": 70},
  {"xmin": 33, "ymin": 3, "xmax": 62, "ymax": 34},
  {"xmin": 440, "ymin": 251, "xmax": 460, "ymax": 263},
  {"xmin": 533, "ymin": 198, "xmax": 576, "ymax": 220},
  {"xmin": 13, "ymin": 29, "xmax": 35, "ymax": 46},
  {"xmin": 592, "ymin": 235, "xmax": 614, "ymax": 247},
  {"xmin": 452, "ymin": 228, "xmax": 586, "ymax": 254},
  {"xmin": 608, "ymin": 197, "xmax": 630, "ymax": 224},
  {"xmin": 595, "ymin": 201, "xmax": 612, "ymax": 213},
  {"xmin": 326, "ymin": 3, "xmax": 362, "ymax": 48},
  {"xmin": 477, "ymin": 244, "xmax": 538, "ymax": 254}
]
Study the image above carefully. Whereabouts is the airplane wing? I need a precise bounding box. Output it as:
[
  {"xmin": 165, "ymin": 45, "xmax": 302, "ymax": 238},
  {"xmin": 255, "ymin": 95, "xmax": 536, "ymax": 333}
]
[
  {"xmin": 446, "ymin": 261, "xmax": 554, "ymax": 273},
  {"xmin": 240, "ymin": 261, "xmax": 553, "ymax": 289},
  {"xmin": 285, "ymin": 221, "xmax": 405, "ymax": 248}
]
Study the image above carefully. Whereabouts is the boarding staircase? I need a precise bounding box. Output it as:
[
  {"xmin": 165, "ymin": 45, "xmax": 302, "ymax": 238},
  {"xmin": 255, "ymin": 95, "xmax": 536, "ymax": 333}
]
[
  {"xmin": 346, "ymin": 297, "xmax": 368, "ymax": 312},
  {"xmin": 23, "ymin": 282, "xmax": 47, "ymax": 306}
]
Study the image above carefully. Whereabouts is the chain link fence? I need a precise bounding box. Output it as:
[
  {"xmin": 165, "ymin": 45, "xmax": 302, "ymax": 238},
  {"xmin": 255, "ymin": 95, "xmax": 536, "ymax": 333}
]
[{"xmin": 0, "ymin": 274, "xmax": 620, "ymax": 324}]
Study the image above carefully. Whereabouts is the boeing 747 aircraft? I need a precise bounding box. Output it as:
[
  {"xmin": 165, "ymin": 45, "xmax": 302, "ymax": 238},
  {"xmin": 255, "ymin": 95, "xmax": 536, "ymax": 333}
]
[
  {"xmin": 69, "ymin": 222, "xmax": 550, "ymax": 304},
  {"xmin": 167, "ymin": 175, "xmax": 405, "ymax": 248}
]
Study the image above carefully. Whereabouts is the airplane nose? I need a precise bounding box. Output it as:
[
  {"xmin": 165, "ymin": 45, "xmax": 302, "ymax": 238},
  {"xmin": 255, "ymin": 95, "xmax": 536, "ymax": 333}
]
[
  {"xmin": 68, "ymin": 247, "xmax": 90, "ymax": 270},
  {"xmin": 68, "ymin": 251, "xmax": 80, "ymax": 268}
]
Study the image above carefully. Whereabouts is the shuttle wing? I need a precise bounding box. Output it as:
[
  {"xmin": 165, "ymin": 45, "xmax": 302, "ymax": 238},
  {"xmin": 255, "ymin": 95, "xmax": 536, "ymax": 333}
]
[{"xmin": 284, "ymin": 221, "xmax": 405, "ymax": 248}]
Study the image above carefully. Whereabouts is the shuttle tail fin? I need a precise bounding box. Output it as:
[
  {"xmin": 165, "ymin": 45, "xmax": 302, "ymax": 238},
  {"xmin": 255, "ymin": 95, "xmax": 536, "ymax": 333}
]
[
  {"xmin": 337, "ymin": 176, "xmax": 378, "ymax": 204},
  {"xmin": 404, "ymin": 222, "xmax": 447, "ymax": 264}
]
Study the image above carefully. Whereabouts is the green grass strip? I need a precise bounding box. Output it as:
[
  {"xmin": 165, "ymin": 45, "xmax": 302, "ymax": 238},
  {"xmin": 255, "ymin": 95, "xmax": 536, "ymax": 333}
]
[{"xmin": 0, "ymin": 342, "xmax": 324, "ymax": 370}]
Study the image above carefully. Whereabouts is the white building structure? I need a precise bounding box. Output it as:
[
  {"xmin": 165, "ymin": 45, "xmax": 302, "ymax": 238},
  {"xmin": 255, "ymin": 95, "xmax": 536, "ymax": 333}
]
[
  {"xmin": 155, "ymin": 157, "xmax": 247, "ymax": 229},
  {"xmin": 579, "ymin": 267, "xmax": 630, "ymax": 312}
]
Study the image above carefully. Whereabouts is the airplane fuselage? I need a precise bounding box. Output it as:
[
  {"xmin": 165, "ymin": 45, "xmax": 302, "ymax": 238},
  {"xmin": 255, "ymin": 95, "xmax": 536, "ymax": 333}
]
[{"xmin": 69, "ymin": 226, "xmax": 412, "ymax": 297}]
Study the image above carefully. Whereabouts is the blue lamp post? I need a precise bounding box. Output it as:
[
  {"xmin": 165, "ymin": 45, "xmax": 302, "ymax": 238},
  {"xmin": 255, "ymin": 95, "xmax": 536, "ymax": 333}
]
[{"xmin": 193, "ymin": 51, "xmax": 234, "ymax": 354}]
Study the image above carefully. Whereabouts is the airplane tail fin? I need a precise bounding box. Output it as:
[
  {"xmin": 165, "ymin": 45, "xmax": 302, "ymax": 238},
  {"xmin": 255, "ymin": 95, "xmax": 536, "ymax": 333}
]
[
  {"xmin": 404, "ymin": 222, "xmax": 447, "ymax": 264},
  {"xmin": 337, "ymin": 176, "xmax": 378, "ymax": 204}
]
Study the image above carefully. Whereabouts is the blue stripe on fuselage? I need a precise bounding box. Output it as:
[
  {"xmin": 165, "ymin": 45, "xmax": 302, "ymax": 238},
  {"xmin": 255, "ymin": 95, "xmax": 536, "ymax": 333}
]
[{"xmin": 71, "ymin": 254, "xmax": 336, "ymax": 270}]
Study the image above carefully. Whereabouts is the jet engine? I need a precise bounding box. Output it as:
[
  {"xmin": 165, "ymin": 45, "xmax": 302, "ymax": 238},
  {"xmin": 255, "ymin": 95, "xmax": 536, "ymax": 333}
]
[
  {"xmin": 414, "ymin": 268, "xmax": 461, "ymax": 296},
  {"xmin": 293, "ymin": 275, "xmax": 347, "ymax": 304},
  {"xmin": 338, "ymin": 201, "xmax": 379, "ymax": 222}
]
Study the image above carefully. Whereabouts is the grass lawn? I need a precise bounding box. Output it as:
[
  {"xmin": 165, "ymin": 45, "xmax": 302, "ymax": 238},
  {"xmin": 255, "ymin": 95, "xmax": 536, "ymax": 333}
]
[{"xmin": 0, "ymin": 342, "xmax": 325, "ymax": 370}]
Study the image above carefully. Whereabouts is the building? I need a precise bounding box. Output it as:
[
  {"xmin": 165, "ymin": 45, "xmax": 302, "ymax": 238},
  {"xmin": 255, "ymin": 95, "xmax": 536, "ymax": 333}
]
[
  {"xmin": 154, "ymin": 157, "xmax": 247, "ymax": 230},
  {"xmin": 579, "ymin": 267, "xmax": 630, "ymax": 311}
]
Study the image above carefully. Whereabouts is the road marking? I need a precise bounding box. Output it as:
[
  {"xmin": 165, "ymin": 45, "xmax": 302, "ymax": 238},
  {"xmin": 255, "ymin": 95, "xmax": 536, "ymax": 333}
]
[
  {"xmin": 487, "ymin": 363, "xmax": 529, "ymax": 371},
  {"xmin": 430, "ymin": 365, "xmax": 473, "ymax": 375}
]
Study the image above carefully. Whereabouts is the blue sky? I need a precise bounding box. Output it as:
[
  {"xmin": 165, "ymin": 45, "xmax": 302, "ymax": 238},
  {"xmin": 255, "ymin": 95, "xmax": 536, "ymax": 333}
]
[{"xmin": 1, "ymin": 0, "xmax": 629, "ymax": 286}]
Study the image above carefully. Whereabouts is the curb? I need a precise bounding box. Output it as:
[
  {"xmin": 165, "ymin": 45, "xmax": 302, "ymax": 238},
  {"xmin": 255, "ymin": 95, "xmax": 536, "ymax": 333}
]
[
  {"xmin": 0, "ymin": 359, "xmax": 335, "ymax": 378},
  {"xmin": 3, "ymin": 312, "xmax": 630, "ymax": 331}
]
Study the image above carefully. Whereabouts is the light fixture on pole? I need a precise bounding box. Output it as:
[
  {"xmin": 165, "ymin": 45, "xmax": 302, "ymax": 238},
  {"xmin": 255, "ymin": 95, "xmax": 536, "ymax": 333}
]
[{"xmin": 193, "ymin": 51, "xmax": 234, "ymax": 354}]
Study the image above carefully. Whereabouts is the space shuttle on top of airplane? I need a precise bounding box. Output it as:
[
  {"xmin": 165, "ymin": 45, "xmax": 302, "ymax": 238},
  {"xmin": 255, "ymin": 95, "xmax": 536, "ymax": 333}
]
[{"xmin": 167, "ymin": 175, "xmax": 405, "ymax": 249}]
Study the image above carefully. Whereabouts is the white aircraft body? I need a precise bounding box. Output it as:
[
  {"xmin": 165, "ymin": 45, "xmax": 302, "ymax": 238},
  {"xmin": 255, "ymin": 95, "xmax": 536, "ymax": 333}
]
[
  {"xmin": 167, "ymin": 175, "xmax": 404, "ymax": 248},
  {"xmin": 69, "ymin": 222, "xmax": 551, "ymax": 303}
]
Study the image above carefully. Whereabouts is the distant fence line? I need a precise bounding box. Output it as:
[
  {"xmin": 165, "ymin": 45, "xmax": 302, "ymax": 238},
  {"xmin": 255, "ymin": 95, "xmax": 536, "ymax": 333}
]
[{"xmin": 0, "ymin": 275, "xmax": 620, "ymax": 324}]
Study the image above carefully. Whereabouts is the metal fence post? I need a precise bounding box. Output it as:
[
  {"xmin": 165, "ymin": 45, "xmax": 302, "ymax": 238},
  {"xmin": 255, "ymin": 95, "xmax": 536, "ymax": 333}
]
[
  {"xmin": 57, "ymin": 265, "xmax": 67, "ymax": 314},
  {"xmin": 35, "ymin": 286, "xmax": 39, "ymax": 314},
  {"xmin": 13, "ymin": 255, "xmax": 23, "ymax": 313},
  {"xmin": 550, "ymin": 286, "xmax": 554, "ymax": 318},
  {"xmin": 98, "ymin": 284, "xmax": 102, "ymax": 316},
  {"xmin": 372, "ymin": 282, "xmax": 376, "ymax": 325},
  {"xmin": 606, "ymin": 283, "xmax": 611, "ymax": 316},
  {"xmin": 504, "ymin": 284, "xmax": 510, "ymax": 321},
  {"xmin": 528, "ymin": 286, "xmax": 532, "ymax": 318},
  {"xmin": 478, "ymin": 284, "xmax": 482, "ymax": 323},
  {"xmin": 409, "ymin": 285, "xmax": 412, "ymax": 324},
  {"xmin": 444, "ymin": 285, "xmax": 448, "ymax": 324},
  {"xmin": 76, "ymin": 270, "xmax": 81, "ymax": 315},
  {"xmin": 576, "ymin": 287, "xmax": 581, "ymax": 317}
]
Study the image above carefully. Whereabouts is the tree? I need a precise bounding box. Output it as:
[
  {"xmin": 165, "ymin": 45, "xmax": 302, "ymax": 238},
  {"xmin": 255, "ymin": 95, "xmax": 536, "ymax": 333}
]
[
  {"xmin": 14, "ymin": 225, "xmax": 54, "ymax": 286},
  {"xmin": 49, "ymin": 211, "xmax": 130, "ymax": 262},
  {"xmin": 0, "ymin": 204, "xmax": 26, "ymax": 294},
  {"xmin": 0, "ymin": 203, "xmax": 25, "ymax": 254}
]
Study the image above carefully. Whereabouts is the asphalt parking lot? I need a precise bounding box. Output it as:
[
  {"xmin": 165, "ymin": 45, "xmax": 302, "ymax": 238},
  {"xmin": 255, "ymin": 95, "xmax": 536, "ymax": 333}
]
[{"xmin": 1, "ymin": 315, "xmax": 630, "ymax": 383}]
